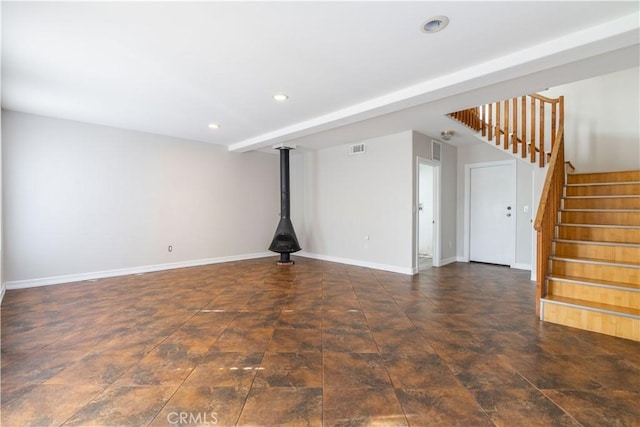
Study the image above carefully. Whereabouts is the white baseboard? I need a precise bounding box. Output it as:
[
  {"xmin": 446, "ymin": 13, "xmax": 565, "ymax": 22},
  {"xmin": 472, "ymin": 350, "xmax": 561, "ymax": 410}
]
[
  {"xmin": 530, "ymin": 271, "xmax": 537, "ymax": 282},
  {"xmin": 440, "ymin": 257, "xmax": 458, "ymax": 266},
  {"xmin": 451, "ymin": 257, "xmax": 532, "ymax": 274},
  {"xmin": 5, "ymin": 252, "xmax": 274, "ymax": 290},
  {"xmin": 296, "ymin": 252, "xmax": 414, "ymax": 275}
]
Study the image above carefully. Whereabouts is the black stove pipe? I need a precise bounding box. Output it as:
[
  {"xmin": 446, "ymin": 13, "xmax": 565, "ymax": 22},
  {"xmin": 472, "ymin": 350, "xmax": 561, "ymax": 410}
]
[
  {"xmin": 269, "ymin": 147, "xmax": 301, "ymax": 264},
  {"xmin": 280, "ymin": 148, "xmax": 291, "ymax": 221}
]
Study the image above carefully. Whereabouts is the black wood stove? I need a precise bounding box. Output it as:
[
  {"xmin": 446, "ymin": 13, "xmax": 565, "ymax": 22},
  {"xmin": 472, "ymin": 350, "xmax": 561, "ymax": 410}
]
[{"xmin": 268, "ymin": 146, "xmax": 301, "ymax": 265}]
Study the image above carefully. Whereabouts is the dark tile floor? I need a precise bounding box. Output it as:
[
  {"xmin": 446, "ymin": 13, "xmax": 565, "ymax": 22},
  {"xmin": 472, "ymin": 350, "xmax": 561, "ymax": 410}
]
[{"xmin": 1, "ymin": 258, "xmax": 638, "ymax": 426}]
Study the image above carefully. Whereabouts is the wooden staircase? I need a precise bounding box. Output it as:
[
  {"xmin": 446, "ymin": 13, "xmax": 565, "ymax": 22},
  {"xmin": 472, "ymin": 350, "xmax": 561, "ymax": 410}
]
[
  {"xmin": 540, "ymin": 170, "xmax": 640, "ymax": 341},
  {"xmin": 449, "ymin": 95, "xmax": 640, "ymax": 340}
]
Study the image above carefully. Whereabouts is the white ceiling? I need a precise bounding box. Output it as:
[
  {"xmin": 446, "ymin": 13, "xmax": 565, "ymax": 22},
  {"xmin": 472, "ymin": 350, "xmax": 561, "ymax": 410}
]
[{"xmin": 2, "ymin": 2, "xmax": 639, "ymax": 153}]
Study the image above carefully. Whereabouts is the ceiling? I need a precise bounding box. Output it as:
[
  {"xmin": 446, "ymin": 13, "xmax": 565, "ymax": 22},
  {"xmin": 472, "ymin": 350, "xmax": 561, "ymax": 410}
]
[{"xmin": 2, "ymin": 2, "xmax": 639, "ymax": 153}]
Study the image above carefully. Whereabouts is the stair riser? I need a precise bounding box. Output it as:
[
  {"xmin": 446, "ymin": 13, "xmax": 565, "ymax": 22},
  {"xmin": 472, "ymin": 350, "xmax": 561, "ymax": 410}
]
[
  {"xmin": 565, "ymin": 184, "xmax": 640, "ymax": 196},
  {"xmin": 554, "ymin": 242, "xmax": 640, "ymax": 265},
  {"xmin": 550, "ymin": 260, "xmax": 639, "ymax": 286},
  {"xmin": 563, "ymin": 197, "xmax": 640, "ymax": 210},
  {"xmin": 560, "ymin": 211, "xmax": 640, "ymax": 226},
  {"xmin": 542, "ymin": 302, "xmax": 639, "ymax": 341},
  {"xmin": 567, "ymin": 171, "xmax": 640, "ymax": 184},
  {"xmin": 547, "ymin": 280, "xmax": 639, "ymax": 309},
  {"xmin": 556, "ymin": 226, "xmax": 640, "ymax": 244}
]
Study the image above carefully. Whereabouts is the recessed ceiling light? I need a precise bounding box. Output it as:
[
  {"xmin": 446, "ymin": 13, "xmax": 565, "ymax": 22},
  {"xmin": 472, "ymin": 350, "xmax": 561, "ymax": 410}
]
[
  {"xmin": 273, "ymin": 93, "xmax": 289, "ymax": 102},
  {"xmin": 208, "ymin": 123, "xmax": 220, "ymax": 129},
  {"xmin": 421, "ymin": 16, "xmax": 449, "ymax": 33}
]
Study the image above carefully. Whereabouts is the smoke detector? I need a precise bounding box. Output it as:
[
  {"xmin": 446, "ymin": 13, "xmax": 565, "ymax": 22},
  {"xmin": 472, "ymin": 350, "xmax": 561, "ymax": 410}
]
[{"xmin": 440, "ymin": 130, "xmax": 454, "ymax": 141}]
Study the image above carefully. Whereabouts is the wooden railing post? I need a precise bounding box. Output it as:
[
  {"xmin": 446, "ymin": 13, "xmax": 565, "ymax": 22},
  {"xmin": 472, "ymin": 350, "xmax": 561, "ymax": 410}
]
[
  {"xmin": 530, "ymin": 97, "xmax": 536, "ymax": 163},
  {"xmin": 504, "ymin": 98, "xmax": 509, "ymax": 150},
  {"xmin": 496, "ymin": 100, "xmax": 501, "ymax": 147},
  {"xmin": 539, "ymin": 101, "xmax": 545, "ymax": 167},
  {"xmin": 488, "ymin": 103, "xmax": 493, "ymax": 141},
  {"xmin": 512, "ymin": 97, "xmax": 518, "ymax": 154},
  {"xmin": 551, "ymin": 102, "xmax": 557, "ymax": 151},
  {"xmin": 481, "ymin": 104, "xmax": 487, "ymax": 137},
  {"xmin": 521, "ymin": 96, "xmax": 526, "ymax": 158}
]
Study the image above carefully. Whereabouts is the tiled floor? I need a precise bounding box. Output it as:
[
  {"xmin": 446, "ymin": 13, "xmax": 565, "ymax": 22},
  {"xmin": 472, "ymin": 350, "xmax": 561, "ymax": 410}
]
[
  {"xmin": 1, "ymin": 258, "xmax": 639, "ymax": 426},
  {"xmin": 418, "ymin": 256, "xmax": 432, "ymax": 271}
]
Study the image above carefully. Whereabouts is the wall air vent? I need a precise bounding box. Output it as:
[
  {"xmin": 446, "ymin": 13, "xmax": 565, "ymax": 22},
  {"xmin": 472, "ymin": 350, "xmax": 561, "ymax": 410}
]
[
  {"xmin": 349, "ymin": 143, "xmax": 366, "ymax": 155},
  {"xmin": 432, "ymin": 140, "xmax": 441, "ymax": 162}
]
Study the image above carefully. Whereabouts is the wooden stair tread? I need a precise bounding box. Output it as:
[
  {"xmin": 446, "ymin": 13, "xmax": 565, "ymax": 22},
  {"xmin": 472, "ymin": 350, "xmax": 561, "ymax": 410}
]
[
  {"xmin": 567, "ymin": 170, "xmax": 640, "ymax": 185},
  {"xmin": 564, "ymin": 195, "xmax": 640, "ymax": 199},
  {"xmin": 560, "ymin": 209, "xmax": 639, "ymax": 212},
  {"xmin": 551, "ymin": 255, "xmax": 640, "ymax": 268},
  {"xmin": 553, "ymin": 239, "xmax": 640, "ymax": 248},
  {"xmin": 562, "ymin": 196, "xmax": 640, "ymax": 210},
  {"xmin": 565, "ymin": 181, "xmax": 640, "ymax": 187},
  {"xmin": 542, "ymin": 295, "xmax": 640, "ymax": 318},
  {"xmin": 556, "ymin": 223, "xmax": 640, "ymax": 229},
  {"xmin": 569, "ymin": 170, "xmax": 639, "ymax": 175},
  {"xmin": 547, "ymin": 274, "xmax": 640, "ymax": 291}
]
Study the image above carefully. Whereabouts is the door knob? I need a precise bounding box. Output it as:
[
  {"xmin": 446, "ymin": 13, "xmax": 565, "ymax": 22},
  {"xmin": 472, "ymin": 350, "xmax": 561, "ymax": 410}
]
[
  {"xmin": 506, "ymin": 213, "xmax": 511, "ymax": 217},
  {"xmin": 507, "ymin": 206, "xmax": 512, "ymax": 210}
]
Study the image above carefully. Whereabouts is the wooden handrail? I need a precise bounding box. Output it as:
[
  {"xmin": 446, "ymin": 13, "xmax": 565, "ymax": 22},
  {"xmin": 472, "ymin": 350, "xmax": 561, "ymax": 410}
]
[
  {"xmin": 534, "ymin": 126, "xmax": 564, "ymax": 230},
  {"xmin": 530, "ymin": 93, "xmax": 561, "ymax": 104},
  {"xmin": 533, "ymin": 125, "xmax": 565, "ymax": 315}
]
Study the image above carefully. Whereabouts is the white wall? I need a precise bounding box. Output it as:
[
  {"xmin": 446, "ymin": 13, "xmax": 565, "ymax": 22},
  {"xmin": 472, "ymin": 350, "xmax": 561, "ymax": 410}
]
[
  {"xmin": 2, "ymin": 111, "xmax": 279, "ymax": 286},
  {"xmin": 542, "ymin": 67, "xmax": 640, "ymax": 173},
  {"xmin": 294, "ymin": 131, "xmax": 415, "ymax": 273},
  {"xmin": 530, "ymin": 165, "xmax": 547, "ymax": 281},
  {"xmin": 290, "ymin": 149, "xmax": 311, "ymax": 252},
  {"xmin": 456, "ymin": 142, "xmax": 534, "ymax": 270},
  {"xmin": 0, "ymin": 104, "xmax": 3, "ymax": 300},
  {"xmin": 438, "ymin": 141, "xmax": 458, "ymax": 263},
  {"xmin": 1, "ymin": 4, "xmax": 4, "ymax": 300},
  {"xmin": 515, "ymin": 160, "xmax": 534, "ymax": 269}
]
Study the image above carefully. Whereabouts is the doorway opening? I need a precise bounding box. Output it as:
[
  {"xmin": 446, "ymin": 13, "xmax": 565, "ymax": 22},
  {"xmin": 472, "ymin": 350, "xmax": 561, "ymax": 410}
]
[{"xmin": 416, "ymin": 158, "xmax": 440, "ymax": 272}]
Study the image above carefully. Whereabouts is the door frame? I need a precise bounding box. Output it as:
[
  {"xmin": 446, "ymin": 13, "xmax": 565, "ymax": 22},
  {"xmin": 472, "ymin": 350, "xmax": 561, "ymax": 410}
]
[
  {"xmin": 415, "ymin": 157, "xmax": 441, "ymax": 271},
  {"xmin": 463, "ymin": 159, "xmax": 517, "ymax": 266}
]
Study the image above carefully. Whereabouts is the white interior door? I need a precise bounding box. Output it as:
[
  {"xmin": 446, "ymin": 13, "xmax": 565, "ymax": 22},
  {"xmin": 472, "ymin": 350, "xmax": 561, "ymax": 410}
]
[{"xmin": 469, "ymin": 163, "xmax": 514, "ymax": 265}]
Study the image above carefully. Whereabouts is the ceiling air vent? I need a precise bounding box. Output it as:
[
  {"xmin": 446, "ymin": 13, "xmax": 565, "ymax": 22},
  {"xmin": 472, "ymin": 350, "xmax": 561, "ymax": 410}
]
[
  {"xmin": 432, "ymin": 140, "xmax": 441, "ymax": 162},
  {"xmin": 349, "ymin": 143, "xmax": 366, "ymax": 155}
]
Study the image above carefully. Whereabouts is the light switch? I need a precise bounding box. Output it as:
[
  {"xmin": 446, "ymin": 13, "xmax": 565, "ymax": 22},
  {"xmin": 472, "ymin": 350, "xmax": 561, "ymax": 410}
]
[{"xmin": 523, "ymin": 205, "xmax": 529, "ymax": 213}]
